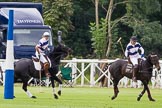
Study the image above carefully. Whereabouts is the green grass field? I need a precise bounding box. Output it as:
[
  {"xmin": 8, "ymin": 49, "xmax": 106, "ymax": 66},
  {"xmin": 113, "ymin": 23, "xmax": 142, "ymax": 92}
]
[{"xmin": 0, "ymin": 85, "xmax": 162, "ymax": 108}]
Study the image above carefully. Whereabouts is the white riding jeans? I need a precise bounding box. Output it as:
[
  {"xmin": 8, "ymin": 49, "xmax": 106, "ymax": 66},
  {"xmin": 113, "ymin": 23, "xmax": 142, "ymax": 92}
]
[
  {"xmin": 130, "ymin": 57, "xmax": 138, "ymax": 66},
  {"xmin": 35, "ymin": 51, "xmax": 51, "ymax": 67}
]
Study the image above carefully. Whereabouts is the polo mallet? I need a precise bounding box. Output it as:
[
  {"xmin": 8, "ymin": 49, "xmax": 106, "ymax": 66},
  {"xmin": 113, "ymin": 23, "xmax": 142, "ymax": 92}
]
[
  {"xmin": 38, "ymin": 55, "xmax": 43, "ymax": 93},
  {"xmin": 117, "ymin": 37, "xmax": 125, "ymax": 57},
  {"xmin": 39, "ymin": 69, "xmax": 43, "ymax": 92},
  {"xmin": 57, "ymin": 30, "xmax": 62, "ymax": 43}
]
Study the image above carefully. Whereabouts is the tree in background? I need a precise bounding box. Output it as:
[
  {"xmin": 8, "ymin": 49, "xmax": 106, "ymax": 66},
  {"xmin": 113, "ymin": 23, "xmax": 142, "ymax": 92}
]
[
  {"xmin": 1, "ymin": 0, "xmax": 162, "ymax": 58},
  {"xmin": 42, "ymin": 0, "xmax": 73, "ymax": 43},
  {"xmin": 66, "ymin": 0, "xmax": 95, "ymax": 58},
  {"xmin": 90, "ymin": 18, "xmax": 107, "ymax": 58},
  {"xmin": 90, "ymin": 0, "xmax": 128, "ymax": 58},
  {"xmin": 90, "ymin": 0, "xmax": 107, "ymax": 59},
  {"xmin": 90, "ymin": 0, "xmax": 162, "ymax": 58},
  {"xmin": 122, "ymin": 0, "xmax": 162, "ymax": 55}
]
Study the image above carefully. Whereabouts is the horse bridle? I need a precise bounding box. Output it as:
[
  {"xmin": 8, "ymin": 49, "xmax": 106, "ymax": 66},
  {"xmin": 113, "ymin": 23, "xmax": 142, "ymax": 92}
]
[{"xmin": 150, "ymin": 54, "xmax": 159, "ymax": 66}]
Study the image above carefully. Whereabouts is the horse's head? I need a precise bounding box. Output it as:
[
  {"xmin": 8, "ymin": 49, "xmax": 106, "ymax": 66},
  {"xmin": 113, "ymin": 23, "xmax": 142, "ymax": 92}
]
[
  {"xmin": 57, "ymin": 43, "xmax": 72, "ymax": 57},
  {"xmin": 50, "ymin": 43, "xmax": 72, "ymax": 60},
  {"xmin": 147, "ymin": 53, "xmax": 161, "ymax": 71}
]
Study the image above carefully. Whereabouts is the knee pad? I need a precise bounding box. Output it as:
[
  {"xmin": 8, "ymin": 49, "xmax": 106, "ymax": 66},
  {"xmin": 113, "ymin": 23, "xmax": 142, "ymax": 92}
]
[{"xmin": 44, "ymin": 62, "xmax": 49, "ymax": 69}]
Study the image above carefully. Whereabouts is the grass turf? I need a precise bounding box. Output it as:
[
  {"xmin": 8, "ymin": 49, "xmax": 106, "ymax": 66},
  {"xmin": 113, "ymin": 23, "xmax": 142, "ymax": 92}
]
[{"xmin": 0, "ymin": 85, "xmax": 162, "ymax": 108}]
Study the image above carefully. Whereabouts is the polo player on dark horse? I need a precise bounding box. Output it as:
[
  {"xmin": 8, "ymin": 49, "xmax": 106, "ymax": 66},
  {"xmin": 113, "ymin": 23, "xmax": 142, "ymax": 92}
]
[
  {"xmin": 107, "ymin": 35, "xmax": 161, "ymax": 101},
  {"xmin": 35, "ymin": 32, "xmax": 51, "ymax": 78},
  {"xmin": 125, "ymin": 36, "xmax": 145, "ymax": 82}
]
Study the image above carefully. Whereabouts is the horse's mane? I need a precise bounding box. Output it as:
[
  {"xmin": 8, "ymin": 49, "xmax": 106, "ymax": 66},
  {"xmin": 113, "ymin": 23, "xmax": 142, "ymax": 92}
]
[
  {"xmin": 48, "ymin": 44, "xmax": 70, "ymax": 65},
  {"xmin": 145, "ymin": 55, "xmax": 152, "ymax": 64}
]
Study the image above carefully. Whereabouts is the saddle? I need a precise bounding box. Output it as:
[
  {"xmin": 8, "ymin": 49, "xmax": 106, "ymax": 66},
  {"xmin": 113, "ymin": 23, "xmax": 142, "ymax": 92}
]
[
  {"xmin": 125, "ymin": 58, "xmax": 143, "ymax": 73},
  {"xmin": 32, "ymin": 56, "xmax": 39, "ymax": 62},
  {"xmin": 32, "ymin": 56, "xmax": 42, "ymax": 71},
  {"xmin": 125, "ymin": 63, "xmax": 133, "ymax": 73},
  {"xmin": 32, "ymin": 56, "xmax": 51, "ymax": 72}
]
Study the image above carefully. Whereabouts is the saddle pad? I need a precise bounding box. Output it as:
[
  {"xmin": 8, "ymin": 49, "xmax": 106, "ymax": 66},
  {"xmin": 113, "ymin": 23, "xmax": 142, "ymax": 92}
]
[
  {"xmin": 33, "ymin": 61, "xmax": 41, "ymax": 71},
  {"xmin": 126, "ymin": 63, "xmax": 133, "ymax": 73}
]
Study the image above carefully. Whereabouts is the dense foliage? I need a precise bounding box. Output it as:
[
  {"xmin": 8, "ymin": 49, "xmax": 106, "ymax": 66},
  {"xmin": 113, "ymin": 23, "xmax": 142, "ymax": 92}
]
[
  {"xmin": 1, "ymin": 0, "xmax": 162, "ymax": 58},
  {"xmin": 90, "ymin": 0, "xmax": 162, "ymax": 58}
]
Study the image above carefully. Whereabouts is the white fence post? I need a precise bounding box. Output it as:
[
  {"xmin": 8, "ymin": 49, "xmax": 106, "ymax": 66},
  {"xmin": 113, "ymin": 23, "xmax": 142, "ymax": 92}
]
[
  {"xmin": 90, "ymin": 63, "xmax": 95, "ymax": 87},
  {"xmin": 72, "ymin": 58, "xmax": 77, "ymax": 85},
  {"xmin": 159, "ymin": 62, "xmax": 162, "ymax": 89},
  {"xmin": 160, "ymin": 68, "xmax": 162, "ymax": 89},
  {"xmin": 81, "ymin": 62, "xmax": 85, "ymax": 86},
  {"xmin": 107, "ymin": 69, "xmax": 111, "ymax": 87}
]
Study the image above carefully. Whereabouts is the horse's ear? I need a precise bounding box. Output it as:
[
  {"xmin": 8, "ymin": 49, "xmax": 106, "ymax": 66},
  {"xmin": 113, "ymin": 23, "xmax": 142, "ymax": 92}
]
[
  {"xmin": 150, "ymin": 51, "xmax": 159, "ymax": 56},
  {"xmin": 151, "ymin": 52, "xmax": 156, "ymax": 55},
  {"xmin": 146, "ymin": 54, "xmax": 152, "ymax": 60}
]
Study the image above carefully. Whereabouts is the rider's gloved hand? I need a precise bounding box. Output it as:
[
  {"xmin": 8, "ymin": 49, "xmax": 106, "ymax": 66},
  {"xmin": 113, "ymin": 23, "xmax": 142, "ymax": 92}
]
[
  {"xmin": 141, "ymin": 54, "xmax": 146, "ymax": 60},
  {"xmin": 47, "ymin": 47, "xmax": 50, "ymax": 51},
  {"xmin": 141, "ymin": 54, "xmax": 144, "ymax": 58}
]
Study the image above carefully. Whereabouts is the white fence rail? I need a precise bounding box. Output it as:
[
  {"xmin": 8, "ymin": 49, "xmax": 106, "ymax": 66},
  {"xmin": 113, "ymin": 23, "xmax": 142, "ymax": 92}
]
[{"xmin": 1, "ymin": 58, "xmax": 162, "ymax": 88}]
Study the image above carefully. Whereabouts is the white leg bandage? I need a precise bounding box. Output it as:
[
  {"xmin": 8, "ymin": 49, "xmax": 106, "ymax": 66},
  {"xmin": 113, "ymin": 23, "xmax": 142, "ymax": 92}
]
[
  {"xmin": 59, "ymin": 84, "xmax": 62, "ymax": 91},
  {"xmin": 26, "ymin": 90, "xmax": 33, "ymax": 98},
  {"xmin": 52, "ymin": 88, "xmax": 56, "ymax": 94}
]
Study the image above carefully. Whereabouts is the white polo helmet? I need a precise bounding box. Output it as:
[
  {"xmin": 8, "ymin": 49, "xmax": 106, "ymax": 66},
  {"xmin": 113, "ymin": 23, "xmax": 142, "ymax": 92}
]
[{"xmin": 43, "ymin": 32, "xmax": 50, "ymax": 37}]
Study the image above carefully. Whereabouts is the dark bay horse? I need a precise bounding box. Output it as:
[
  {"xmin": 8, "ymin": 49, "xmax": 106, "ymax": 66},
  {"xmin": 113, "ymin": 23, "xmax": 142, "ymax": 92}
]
[
  {"xmin": 106, "ymin": 53, "xmax": 161, "ymax": 101},
  {"xmin": 14, "ymin": 43, "xmax": 72, "ymax": 99}
]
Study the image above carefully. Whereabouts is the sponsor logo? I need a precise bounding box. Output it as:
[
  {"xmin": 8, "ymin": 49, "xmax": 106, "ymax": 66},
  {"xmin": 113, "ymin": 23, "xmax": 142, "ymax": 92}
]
[{"xmin": 16, "ymin": 20, "xmax": 42, "ymax": 24}]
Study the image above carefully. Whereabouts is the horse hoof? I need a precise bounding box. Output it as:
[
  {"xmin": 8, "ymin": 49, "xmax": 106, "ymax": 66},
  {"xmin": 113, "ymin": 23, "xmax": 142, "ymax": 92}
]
[
  {"xmin": 150, "ymin": 98, "xmax": 155, "ymax": 101},
  {"xmin": 111, "ymin": 96, "xmax": 116, "ymax": 100},
  {"xmin": 58, "ymin": 90, "xmax": 61, "ymax": 96},
  {"xmin": 31, "ymin": 96, "xmax": 37, "ymax": 99},
  {"xmin": 54, "ymin": 94, "xmax": 58, "ymax": 99},
  {"xmin": 137, "ymin": 97, "xmax": 141, "ymax": 101}
]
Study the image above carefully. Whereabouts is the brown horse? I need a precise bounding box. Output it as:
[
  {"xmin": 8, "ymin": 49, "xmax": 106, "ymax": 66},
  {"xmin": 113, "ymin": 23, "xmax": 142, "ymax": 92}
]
[{"xmin": 106, "ymin": 53, "xmax": 161, "ymax": 101}]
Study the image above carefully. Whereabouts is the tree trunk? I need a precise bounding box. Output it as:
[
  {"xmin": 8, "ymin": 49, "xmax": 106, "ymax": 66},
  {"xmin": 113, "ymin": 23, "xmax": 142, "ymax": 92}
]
[
  {"xmin": 95, "ymin": 0, "xmax": 99, "ymax": 29},
  {"xmin": 106, "ymin": 0, "xmax": 114, "ymax": 57}
]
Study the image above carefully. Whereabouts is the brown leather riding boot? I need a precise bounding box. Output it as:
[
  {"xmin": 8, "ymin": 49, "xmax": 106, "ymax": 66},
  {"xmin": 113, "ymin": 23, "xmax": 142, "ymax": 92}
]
[
  {"xmin": 43, "ymin": 63, "xmax": 51, "ymax": 78},
  {"xmin": 132, "ymin": 65, "xmax": 138, "ymax": 82}
]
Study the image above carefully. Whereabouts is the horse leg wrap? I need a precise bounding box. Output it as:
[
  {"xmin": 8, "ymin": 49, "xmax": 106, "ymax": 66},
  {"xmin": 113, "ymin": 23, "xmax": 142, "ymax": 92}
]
[
  {"xmin": 138, "ymin": 93, "xmax": 143, "ymax": 98},
  {"xmin": 26, "ymin": 90, "xmax": 33, "ymax": 98},
  {"xmin": 52, "ymin": 88, "xmax": 56, "ymax": 94},
  {"xmin": 59, "ymin": 84, "xmax": 62, "ymax": 91}
]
